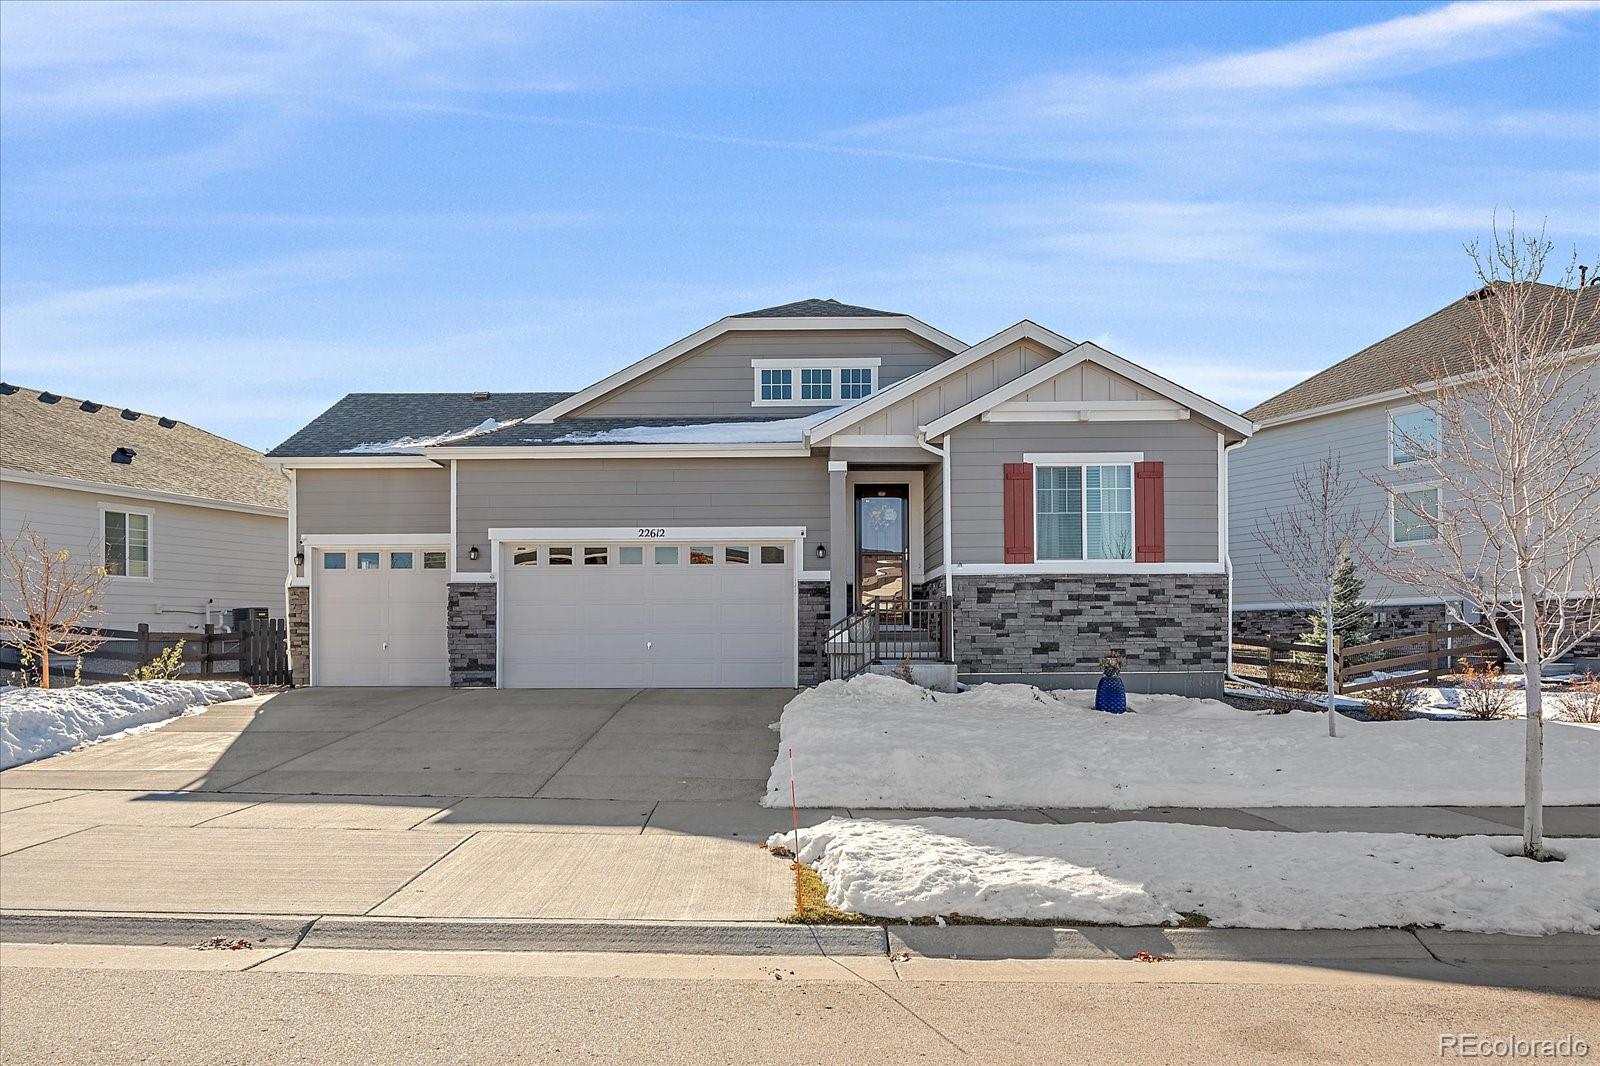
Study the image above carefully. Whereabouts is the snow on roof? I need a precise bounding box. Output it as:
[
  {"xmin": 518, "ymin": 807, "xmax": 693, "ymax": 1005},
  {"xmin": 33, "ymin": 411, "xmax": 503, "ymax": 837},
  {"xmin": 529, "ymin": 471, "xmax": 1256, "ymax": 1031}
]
[
  {"xmin": 342, "ymin": 416, "xmax": 530, "ymax": 454},
  {"xmin": 547, "ymin": 409, "xmax": 838, "ymax": 445}
]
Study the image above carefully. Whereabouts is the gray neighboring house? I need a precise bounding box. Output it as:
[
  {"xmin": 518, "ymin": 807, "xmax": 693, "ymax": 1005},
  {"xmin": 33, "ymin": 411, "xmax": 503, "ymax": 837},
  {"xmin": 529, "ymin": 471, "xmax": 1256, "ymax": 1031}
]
[
  {"xmin": 0, "ymin": 383, "xmax": 289, "ymax": 633},
  {"xmin": 1230, "ymin": 283, "xmax": 1600, "ymax": 648},
  {"xmin": 268, "ymin": 299, "xmax": 1253, "ymax": 695}
]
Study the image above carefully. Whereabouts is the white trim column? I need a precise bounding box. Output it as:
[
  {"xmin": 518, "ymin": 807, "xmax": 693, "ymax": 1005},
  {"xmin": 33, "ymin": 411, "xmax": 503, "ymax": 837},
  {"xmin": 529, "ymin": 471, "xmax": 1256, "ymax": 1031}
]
[{"xmin": 828, "ymin": 460, "xmax": 850, "ymax": 622}]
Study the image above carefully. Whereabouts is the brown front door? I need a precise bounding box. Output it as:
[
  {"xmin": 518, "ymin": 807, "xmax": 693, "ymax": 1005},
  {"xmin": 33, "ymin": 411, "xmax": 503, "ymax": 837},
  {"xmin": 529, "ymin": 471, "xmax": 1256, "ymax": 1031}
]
[{"xmin": 856, "ymin": 485, "xmax": 909, "ymax": 618}]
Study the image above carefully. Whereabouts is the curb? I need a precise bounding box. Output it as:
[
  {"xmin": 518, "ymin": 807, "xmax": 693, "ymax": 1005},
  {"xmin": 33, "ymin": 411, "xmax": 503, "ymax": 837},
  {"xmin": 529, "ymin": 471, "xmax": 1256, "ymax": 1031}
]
[{"xmin": 0, "ymin": 912, "xmax": 316, "ymax": 948}]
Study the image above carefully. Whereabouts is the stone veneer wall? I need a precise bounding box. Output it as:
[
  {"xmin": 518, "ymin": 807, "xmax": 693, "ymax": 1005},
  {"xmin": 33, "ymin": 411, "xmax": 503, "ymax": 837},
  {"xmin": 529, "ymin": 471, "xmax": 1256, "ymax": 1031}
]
[
  {"xmin": 797, "ymin": 581, "xmax": 830, "ymax": 686},
  {"xmin": 951, "ymin": 573, "xmax": 1229, "ymax": 696},
  {"xmin": 447, "ymin": 582, "xmax": 496, "ymax": 687},
  {"xmin": 1234, "ymin": 602, "xmax": 1451, "ymax": 645},
  {"xmin": 287, "ymin": 585, "xmax": 310, "ymax": 688}
]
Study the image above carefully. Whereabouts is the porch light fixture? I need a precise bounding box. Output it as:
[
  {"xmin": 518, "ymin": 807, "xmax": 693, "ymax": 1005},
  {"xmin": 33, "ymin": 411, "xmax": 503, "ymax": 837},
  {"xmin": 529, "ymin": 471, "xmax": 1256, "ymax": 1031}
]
[
  {"xmin": 294, "ymin": 550, "xmax": 305, "ymax": 567},
  {"xmin": 815, "ymin": 544, "xmax": 827, "ymax": 559},
  {"xmin": 468, "ymin": 545, "xmax": 480, "ymax": 562}
]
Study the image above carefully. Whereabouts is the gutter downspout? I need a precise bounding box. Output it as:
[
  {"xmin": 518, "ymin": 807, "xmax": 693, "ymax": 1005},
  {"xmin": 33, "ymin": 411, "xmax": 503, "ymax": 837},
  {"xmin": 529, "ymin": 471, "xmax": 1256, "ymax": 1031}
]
[
  {"xmin": 1221, "ymin": 436, "xmax": 1250, "ymax": 686},
  {"xmin": 915, "ymin": 430, "xmax": 952, "ymax": 598}
]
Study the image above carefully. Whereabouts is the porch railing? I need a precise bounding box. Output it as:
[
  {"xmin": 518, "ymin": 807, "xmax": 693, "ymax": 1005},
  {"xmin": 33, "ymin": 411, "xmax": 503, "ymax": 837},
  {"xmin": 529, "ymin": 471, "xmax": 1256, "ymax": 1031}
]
[{"xmin": 820, "ymin": 596, "xmax": 953, "ymax": 681}]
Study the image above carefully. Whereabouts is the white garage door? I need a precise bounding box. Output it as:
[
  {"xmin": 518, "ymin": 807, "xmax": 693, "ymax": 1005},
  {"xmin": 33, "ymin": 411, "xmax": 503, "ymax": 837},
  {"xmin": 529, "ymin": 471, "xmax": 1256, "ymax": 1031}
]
[
  {"xmin": 315, "ymin": 548, "xmax": 449, "ymax": 686},
  {"xmin": 501, "ymin": 541, "xmax": 796, "ymax": 688}
]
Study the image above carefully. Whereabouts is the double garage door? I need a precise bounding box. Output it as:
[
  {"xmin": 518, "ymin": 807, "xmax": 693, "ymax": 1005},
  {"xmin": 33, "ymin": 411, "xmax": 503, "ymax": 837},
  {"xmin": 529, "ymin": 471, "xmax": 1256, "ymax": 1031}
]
[
  {"xmin": 314, "ymin": 548, "xmax": 450, "ymax": 686},
  {"xmin": 500, "ymin": 540, "xmax": 796, "ymax": 688}
]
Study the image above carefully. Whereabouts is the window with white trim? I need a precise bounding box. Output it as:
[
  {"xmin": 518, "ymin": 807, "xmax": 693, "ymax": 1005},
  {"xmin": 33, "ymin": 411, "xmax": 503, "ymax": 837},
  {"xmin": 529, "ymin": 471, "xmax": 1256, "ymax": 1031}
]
[
  {"xmin": 752, "ymin": 360, "xmax": 878, "ymax": 405},
  {"xmin": 840, "ymin": 367, "xmax": 873, "ymax": 399},
  {"xmin": 800, "ymin": 368, "xmax": 832, "ymax": 401},
  {"xmin": 1390, "ymin": 407, "xmax": 1439, "ymax": 466},
  {"xmin": 759, "ymin": 369, "xmax": 792, "ymax": 401},
  {"xmin": 1392, "ymin": 486, "xmax": 1440, "ymax": 544},
  {"xmin": 103, "ymin": 509, "xmax": 150, "ymax": 577},
  {"xmin": 1036, "ymin": 464, "xmax": 1134, "ymax": 561}
]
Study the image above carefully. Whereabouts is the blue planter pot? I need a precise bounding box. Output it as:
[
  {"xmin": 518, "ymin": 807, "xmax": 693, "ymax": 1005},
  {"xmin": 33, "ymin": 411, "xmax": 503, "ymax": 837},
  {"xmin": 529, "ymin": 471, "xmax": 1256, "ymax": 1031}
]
[{"xmin": 1094, "ymin": 675, "xmax": 1127, "ymax": 713}]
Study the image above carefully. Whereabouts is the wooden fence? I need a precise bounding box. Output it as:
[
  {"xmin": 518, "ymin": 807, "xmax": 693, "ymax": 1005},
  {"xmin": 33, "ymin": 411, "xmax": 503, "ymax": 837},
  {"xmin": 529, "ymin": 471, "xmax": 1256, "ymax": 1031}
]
[
  {"xmin": 1232, "ymin": 622, "xmax": 1502, "ymax": 695},
  {"xmin": 3, "ymin": 618, "xmax": 290, "ymax": 687}
]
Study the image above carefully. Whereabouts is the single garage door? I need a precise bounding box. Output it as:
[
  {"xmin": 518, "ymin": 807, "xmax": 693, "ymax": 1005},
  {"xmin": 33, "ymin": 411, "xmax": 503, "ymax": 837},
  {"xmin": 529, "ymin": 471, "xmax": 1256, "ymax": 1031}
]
[
  {"xmin": 501, "ymin": 540, "xmax": 796, "ymax": 688},
  {"xmin": 315, "ymin": 548, "xmax": 449, "ymax": 686}
]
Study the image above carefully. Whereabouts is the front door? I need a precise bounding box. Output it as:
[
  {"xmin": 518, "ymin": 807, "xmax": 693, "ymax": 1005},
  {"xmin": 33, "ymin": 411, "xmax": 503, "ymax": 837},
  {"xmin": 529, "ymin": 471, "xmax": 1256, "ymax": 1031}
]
[{"xmin": 856, "ymin": 485, "xmax": 909, "ymax": 619}]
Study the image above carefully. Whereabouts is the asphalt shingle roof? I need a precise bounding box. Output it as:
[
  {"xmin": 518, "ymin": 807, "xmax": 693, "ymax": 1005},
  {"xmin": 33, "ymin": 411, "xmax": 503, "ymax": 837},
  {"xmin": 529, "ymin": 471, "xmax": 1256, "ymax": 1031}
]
[
  {"xmin": 1249, "ymin": 283, "xmax": 1600, "ymax": 423},
  {"xmin": 731, "ymin": 298, "xmax": 901, "ymax": 319},
  {"xmin": 267, "ymin": 392, "xmax": 573, "ymax": 457},
  {"xmin": 0, "ymin": 383, "xmax": 287, "ymax": 511}
]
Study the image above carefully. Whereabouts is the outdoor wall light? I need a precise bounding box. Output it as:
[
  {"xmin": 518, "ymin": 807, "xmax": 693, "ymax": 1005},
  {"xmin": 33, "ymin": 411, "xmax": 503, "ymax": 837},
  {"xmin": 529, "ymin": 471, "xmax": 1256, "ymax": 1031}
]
[
  {"xmin": 468, "ymin": 545, "xmax": 480, "ymax": 562},
  {"xmin": 815, "ymin": 544, "xmax": 827, "ymax": 559},
  {"xmin": 294, "ymin": 550, "xmax": 305, "ymax": 567}
]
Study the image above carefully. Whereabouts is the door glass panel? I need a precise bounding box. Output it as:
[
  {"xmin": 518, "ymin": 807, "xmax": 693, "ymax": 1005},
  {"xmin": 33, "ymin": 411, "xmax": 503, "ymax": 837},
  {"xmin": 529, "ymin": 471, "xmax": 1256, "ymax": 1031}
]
[
  {"xmin": 858, "ymin": 491, "xmax": 908, "ymax": 616},
  {"xmin": 356, "ymin": 552, "xmax": 380, "ymax": 570},
  {"xmin": 689, "ymin": 546, "xmax": 714, "ymax": 565},
  {"xmin": 548, "ymin": 547, "xmax": 573, "ymax": 565},
  {"xmin": 654, "ymin": 545, "xmax": 679, "ymax": 565},
  {"xmin": 584, "ymin": 546, "xmax": 608, "ymax": 565},
  {"xmin": 724, "ymin": 545, "xmax": 749, "ymax": 564},
  {"xmin": 390, "ymin": 551, "xmax": 414, "ymax": 569}
]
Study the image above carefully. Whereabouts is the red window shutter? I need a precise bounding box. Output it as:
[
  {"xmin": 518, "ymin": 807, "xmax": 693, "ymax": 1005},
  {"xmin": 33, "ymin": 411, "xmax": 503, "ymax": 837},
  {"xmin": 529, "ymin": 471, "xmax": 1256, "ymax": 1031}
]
[
  {"xmin": 1135, "ymin": 461, "xmax": 1165, "ymax": 562},
  {"xmin": 1003, "ymin": 462, "xmax": 1034, "ymax": 564}
]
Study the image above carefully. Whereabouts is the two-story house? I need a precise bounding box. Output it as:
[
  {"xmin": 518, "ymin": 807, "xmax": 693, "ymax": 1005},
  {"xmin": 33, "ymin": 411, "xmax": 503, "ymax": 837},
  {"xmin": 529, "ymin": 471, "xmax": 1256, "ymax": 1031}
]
[
  {"xmin": 1230, "ymin": 283, "xmax": 1600, "ymax": 650},
  {"xmin": 268, "ymin": 299, "xmax": 1252, "ymax": 695}
]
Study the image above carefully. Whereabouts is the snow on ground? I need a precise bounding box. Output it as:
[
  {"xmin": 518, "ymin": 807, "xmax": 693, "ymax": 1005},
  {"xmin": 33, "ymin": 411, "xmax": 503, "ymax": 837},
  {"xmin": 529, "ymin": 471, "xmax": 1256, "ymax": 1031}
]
[
  {"xmin": 773, "ymin": 817, "xmax": 1600, "ymax": 933},
  {"xmin": 0, "ymin": 680, "xmax": 254, "ymax": 769},
  {"xmin": 764, "ymin": 674, "xmax": 1600, "ymax": 809}
]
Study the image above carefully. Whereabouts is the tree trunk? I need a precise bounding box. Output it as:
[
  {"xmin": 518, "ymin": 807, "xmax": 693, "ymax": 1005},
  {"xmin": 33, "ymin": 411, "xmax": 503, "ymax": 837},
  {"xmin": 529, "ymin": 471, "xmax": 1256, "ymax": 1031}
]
[
  {"xmin": 1325, "ymin": 591, "xmax": 1338, "ymax": 738},
  {"xmin": 1519, "ymin": 576, "xmax": 1544, "ymax": 857},
  {"xmin": 38, "ymin": 640, "xmax": 51, "ymax": 689}
]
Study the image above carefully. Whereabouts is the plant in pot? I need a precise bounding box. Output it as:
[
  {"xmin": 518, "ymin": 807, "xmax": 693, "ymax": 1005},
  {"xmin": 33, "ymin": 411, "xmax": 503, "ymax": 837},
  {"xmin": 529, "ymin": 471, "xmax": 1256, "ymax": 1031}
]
[{"xmin": 1095, "ymin": 650, "xmax": 1127, "ymax": 713}]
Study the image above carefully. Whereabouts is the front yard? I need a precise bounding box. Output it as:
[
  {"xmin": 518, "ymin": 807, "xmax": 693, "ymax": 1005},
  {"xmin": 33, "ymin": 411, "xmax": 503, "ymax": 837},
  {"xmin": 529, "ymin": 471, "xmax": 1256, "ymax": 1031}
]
[{"xmin": 763, "ymin": 675, "xmax": 1600, "ymax": 810}]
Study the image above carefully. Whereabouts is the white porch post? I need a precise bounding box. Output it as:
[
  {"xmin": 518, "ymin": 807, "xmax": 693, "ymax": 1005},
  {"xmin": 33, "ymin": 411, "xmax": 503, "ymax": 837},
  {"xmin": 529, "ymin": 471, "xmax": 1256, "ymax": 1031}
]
[{"xmin": 828, "ymin": 460, "xmax": 850, "ymax": 621}]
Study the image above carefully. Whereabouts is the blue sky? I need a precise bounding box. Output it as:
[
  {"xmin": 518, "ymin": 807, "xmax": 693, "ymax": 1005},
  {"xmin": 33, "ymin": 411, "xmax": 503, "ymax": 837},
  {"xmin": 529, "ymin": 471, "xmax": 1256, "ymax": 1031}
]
[{"xmin": 2, "ymin": 0, "xmax": 1597, "ymax": 450}]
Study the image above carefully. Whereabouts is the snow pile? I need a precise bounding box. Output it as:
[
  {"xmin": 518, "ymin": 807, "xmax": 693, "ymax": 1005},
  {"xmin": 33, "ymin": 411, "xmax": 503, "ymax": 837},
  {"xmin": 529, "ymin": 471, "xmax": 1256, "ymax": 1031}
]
[
  {"xmin": 1, "ymin": 680, "xmax": 254, "ymax": 769},
  {"xmin": 774, "ymin": 817, "xmax": 1600, "ymax": 933},
  {"xmin": 550, "ymin": 409, "xmax": 838, "ymax": 445},
  {"xmin": 764, "ymin": 675, "xmax": 1600, "ymax": 809},
  {"xmin": 343, "ymin": 416, "xmax": 529, "ymax": 454}
]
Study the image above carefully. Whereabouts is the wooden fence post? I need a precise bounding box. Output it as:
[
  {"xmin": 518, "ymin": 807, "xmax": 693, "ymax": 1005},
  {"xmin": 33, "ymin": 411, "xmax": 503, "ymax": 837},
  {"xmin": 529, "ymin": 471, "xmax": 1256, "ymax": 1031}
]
[
  {"xmin": 1424, "ymin": 621, "xmax": 1439, "ymax": 685},
  {"xmin": 137, "ymin": 623, "xmax": 150, "ymax": 668},
  {"xmin": 201, "ymin": 623, "xmax": 214, "ymax": 677},
  {"xmin": 1331, "ymin": 634, "xmax": 1344, "ymax": 695}
]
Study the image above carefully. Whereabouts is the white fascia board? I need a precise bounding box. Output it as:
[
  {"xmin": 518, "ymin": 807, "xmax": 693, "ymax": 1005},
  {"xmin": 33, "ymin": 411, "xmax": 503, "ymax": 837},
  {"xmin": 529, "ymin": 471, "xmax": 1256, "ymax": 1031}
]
[
  {"xmin": 822, "ymin": 434, "xmax": 922, "ymax": 448},
  {"xmin": 300, "ymin": 534, "xmax": 452, "ymax": 548},
  {"xmin": 749, "ymin": 357, "xmax": 882, "ymax": 369},
  {"xmin": 420, "ymin": 443, "xmax": 813, "ymax": 460},
  {"xmin": 1023, "ymin": 451, "xmax": 1144, "ymax": 465},
  {"xmin": 489, "ymin": 526, "xmax": 807, "ymax": 543},
  {"xmin": 983, "ymin": 400, "xmax": 1190, "ymax": 423},
  {"xmin": 808, "ymin": 320, "xmax": 1074, "ymax": 444},
  {"xmin": 1071, "ymin": 343, "xmax": 1254, "ymax": 438},
  {"xmin": 267, "ymin": 456, "xmax": 442, "ymax": 469},
  {"xmin": 952, "ymin": 561, "xmax": 1227, "ymax": 576},
  {"xmin": 1, "ymin": 467, "xmax": 289, "ymax": 518},
  {"xmin": 528, "ymin": 315, "xmax": 964, "ymax": 425}
]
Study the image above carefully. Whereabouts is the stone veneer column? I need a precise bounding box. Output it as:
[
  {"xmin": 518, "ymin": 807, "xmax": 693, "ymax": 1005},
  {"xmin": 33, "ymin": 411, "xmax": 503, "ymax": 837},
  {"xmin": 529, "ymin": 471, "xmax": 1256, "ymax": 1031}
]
[
  {"xmin": 447, "ymin": 582, "xmax": 496, "ymax": 687},
  {"xmin": 286, "ymin": 585, "xmax": 310, "ymax": 687},
  {"xmin": 797, "ymin": 581, "xmax": 831, "ymax": 686}
]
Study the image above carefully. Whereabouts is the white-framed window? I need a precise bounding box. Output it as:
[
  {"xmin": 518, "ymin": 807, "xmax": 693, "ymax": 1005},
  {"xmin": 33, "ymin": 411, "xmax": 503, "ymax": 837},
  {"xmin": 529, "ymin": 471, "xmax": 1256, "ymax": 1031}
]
[
  {"xmin": 548, "ymin": 547, "xmax": 573, "ymax": 565},
  {"xmin": 513, "ymin": 548, "xmax": 539, "ymax": 566},
  {"xmin": 619, "ymin": 546, "xmax": 644, "ymax": 565},
  {"xmin": 102, "ymin": 508, "xmax": 151, "ymax": 578},
  {"xmin": 760, "ymin": 545, "xmax": 786, "ymax": 564},
  {"xmin": 689, "ymin": 545, "xmax": 715, "ymax": 565},
  {"xmin": 355, "ymin": 551, "xmax": 380, "ymax": 570},
  {"xmin": 752, "ymin": 359, "xmax": 879, "ymax": 406},
  {"xmin": 1392, "ymin": 485, "xmax": 1440, "ymax": 545},
  {"xmin": 323, "ymin": 551, "xmax": 347, "ymax": 570},
  {"xmin": 1389, "ymin": 405, "xmax": 1439, "ymax": 467},
  {"xmin": 583, "ymin": 546, "xmax": 608, "ymax": 565},
  {"xmin": 654, "ymin": 545, "xmax": 679, "ymax": 565},
  {"xmin": 1035, "ymin": 463, "xmax": 1135, "ymax": 561},
  {"xmin": 390, "ymin": 551, "xmax": 414, "ymax": 569},
  {"xmin": 724, "ymin": 545, "xmax": 750, "ymax": 564}
]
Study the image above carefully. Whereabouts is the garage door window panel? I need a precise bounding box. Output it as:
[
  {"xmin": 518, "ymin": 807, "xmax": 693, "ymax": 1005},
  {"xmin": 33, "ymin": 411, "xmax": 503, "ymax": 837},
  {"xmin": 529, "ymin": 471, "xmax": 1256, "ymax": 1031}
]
[
  {"xmin": 390, "ymin": 552, "xmax": 414, "ymax": 569},
  {"xmin": 690, "ymin": 546, "xmax": 715, "ymax": 565},
  {"xmin": 548, "ymin": 547, "xmax": 573, "ymax": 565},
  {"xmin": 725, "ymin": 545, "xmax": 750, "ymax": 564},
  {"xmin": 654, "ymin": 546, "xmax": 679, "ymax": 565},
  {"xmin": 356, "ymin": 552, "xmax": 380, "ymax": 570},
  {"xmin": 324, "ymin": 552, "xmax": 347, "ymax": 570},
  {"xmin": 619, "ymin": 546, "xmax": 644, "ymax": 565},
  {"xmin": 584, "ymin": 546, "xmax": 608, "ymax": 565},
  {"xmin": 760, "ymin": 545, "xmax": 785, "ymax": 564}
]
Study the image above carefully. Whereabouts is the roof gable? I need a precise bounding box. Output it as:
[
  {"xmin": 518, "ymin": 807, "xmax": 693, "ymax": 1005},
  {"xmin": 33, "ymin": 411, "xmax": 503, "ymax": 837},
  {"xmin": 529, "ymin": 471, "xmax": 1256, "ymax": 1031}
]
[
  {"xmin": 0, "ymin": 383, "xmax": 287, "ymax": 511},
  {"xmin": 732, "ymin": 298, "xmax": 901, "ymax": 318}
]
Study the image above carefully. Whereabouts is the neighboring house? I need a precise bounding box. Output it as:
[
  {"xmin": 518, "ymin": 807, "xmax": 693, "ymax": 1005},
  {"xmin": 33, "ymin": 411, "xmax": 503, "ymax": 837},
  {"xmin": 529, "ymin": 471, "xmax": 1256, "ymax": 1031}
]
[
  {"xmin": 1230, "ymin": 283, "xmax": 1600, "ymax": 648},
  {"xmin": 0, "ymin": 384, "xmax": 289, "ymax": 634},
  {"xmin": 268, "ymin": 298, "xmax": 1253, "ymax": 695}
]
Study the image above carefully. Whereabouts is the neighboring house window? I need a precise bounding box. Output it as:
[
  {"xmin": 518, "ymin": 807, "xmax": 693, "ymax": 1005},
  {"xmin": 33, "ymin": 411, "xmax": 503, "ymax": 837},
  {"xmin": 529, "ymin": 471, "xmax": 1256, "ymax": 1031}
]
[
  {"xmin": 1390, "ymin": 406, "xmax": 1439, "ymax": 466},
  {"xmin": 1392, "ymin": 486, "xmax": 1440, "ymax": 544},
  {"xmin": 1035, "ymin": 464, "xmax": 1134, "ymax": 561},
  {"xmin": 800, "ymin": 368, "xmax": 832, "ymax": 401},
  {"xmin": 760, "ymin": 369, "xmax": 792, "ymax": 401},
  {"xmin": 103, "ymin": 509, "xmax": 150, "ymax": 577},
  {"xmin": 840, "ymin": 367, "xmax": 873, "ymax": 399}
]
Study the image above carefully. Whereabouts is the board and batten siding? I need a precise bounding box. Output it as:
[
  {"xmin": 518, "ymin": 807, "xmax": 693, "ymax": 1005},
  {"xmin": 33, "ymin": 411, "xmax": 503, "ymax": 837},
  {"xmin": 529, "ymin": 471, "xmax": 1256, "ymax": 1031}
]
[
  {"xmin": 569, "ymin": 329, "xmax": 950, "ymax": 420},
  {"xmin": 831, "ymin": 339, "xmax": 1059, "ymax": 440},
  {"xmin": 923, "ymin": 462, "xmax": 943, "ymax": 569},
  {"xmin": 453, "ymin": 457, "xmax": 831, "ymax": 570},
  {"xmin": 294, "ymin": 467, "xmax": 451, "ymax": 539},
  {"xmin": 949, "ymin": 421, "xmax": 1220, "ymax": 565},
  {"xmin": 0, "ymin": 479, "xmax": 286, "ymax": 631}
]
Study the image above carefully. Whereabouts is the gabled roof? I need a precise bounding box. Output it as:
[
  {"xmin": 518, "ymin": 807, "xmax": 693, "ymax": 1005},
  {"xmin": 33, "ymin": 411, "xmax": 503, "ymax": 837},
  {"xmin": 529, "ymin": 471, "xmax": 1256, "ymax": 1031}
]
[
  {"xmin": 526, "ymin": 306, "xmax": 964, "ymax": 425},
  {"xmin": 267, "ymin": 392, "xmax": 573, "ymax": 457},
  {"xmin": 732, "ymin": 298, "xmax": 901, "ymax": 318},
  {"xmin": 0, "ymin": 383, "xmax": 287, "ymax": 512},
  {"xmin": 1249, "ymin": 282, "xmax": 1600, "ymax": 425}
]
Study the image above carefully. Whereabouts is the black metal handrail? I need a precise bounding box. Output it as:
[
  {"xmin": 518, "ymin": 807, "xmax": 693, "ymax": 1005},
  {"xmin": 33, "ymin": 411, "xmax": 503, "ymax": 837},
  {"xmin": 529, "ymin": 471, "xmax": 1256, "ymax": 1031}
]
[{"xmin": 819, "ymin": 596, "xmax": 953, "ymax": 681}]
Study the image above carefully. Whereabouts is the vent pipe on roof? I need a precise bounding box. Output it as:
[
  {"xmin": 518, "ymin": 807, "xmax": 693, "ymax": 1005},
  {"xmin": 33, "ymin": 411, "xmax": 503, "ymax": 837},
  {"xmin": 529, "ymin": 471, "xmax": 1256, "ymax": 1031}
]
[
  {"xmin": 0, "ymin": 382, "xmax": 17, "ymax": 396},
  {"xmin": 81, "ymin": 400, "xmax": 102, "ymax": 413},
  {"xmin": 121, "ymin": 409, "xmax": 141, "ymax": 420},
  {"xmin": 38, "ymin": 392, "xmax": 61, "ymax": 404},
  {"xmin": 471, "ymin": 391, "xmax": 490, "ymax": 401},
  {"xmin": 158, "ymin": 416, "xmax": 177, "ymax": 428},
  {"xmin": 111, "ymin": 447, "xmax": 136, "ymax": 465}
]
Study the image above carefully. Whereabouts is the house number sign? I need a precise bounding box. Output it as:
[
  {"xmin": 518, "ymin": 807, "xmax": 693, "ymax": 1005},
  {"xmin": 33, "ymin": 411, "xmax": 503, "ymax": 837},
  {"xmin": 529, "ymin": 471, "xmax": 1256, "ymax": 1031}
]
[{"xmin": 636, "ymin": 528, "xmax": 668, "ymax": 538}]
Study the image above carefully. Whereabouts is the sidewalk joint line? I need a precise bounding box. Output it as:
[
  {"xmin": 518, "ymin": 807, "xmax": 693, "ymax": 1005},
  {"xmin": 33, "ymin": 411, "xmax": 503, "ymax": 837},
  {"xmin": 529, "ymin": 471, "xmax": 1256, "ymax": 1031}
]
[
  {"xmin": 0, "ymin": 824, "xmax": 98, "ymax": 859},
  {"xmin": 239, "ymin": 916, "xmax": 322, "ymax": 972},
  {"xmin": 806, "ymin": 925, "xmax": 968, "ymax": 1056},
  {"xmin": 529, "ymin": 689, "xmax": 646, "ymax": 798},
  {"xmin": 361, "ymin": 832, "xmax": 480, "ymax": 915}
]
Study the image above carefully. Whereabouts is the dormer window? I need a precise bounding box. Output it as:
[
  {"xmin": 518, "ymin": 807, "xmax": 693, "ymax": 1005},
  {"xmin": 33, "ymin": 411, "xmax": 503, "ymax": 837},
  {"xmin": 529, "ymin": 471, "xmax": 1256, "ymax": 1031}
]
[{"xmin": 752, "ymin": 358, "xmax": 879, "ymax": 407}]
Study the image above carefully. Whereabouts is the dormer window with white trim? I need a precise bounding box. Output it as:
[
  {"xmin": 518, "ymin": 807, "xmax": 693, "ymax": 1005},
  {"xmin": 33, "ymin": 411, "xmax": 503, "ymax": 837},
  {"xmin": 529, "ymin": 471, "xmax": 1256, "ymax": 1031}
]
[{"xmin": 751, "ymin": 358, "xmax": 879, "ymax": 407}]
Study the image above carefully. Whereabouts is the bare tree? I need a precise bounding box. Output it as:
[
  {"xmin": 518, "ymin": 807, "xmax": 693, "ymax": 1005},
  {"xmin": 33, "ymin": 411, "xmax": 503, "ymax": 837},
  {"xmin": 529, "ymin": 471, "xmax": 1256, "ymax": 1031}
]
[
  {"xmin": 1254, "ymin": 455, "xmax": 1383, "ymax": 738},
  {"xmin": 1371, "ymin": 219, "xmax": 1600, "ymax": 859},
  {"xmin": 0, "ymin": 527, "xmax": 109, "ymax": 688}
]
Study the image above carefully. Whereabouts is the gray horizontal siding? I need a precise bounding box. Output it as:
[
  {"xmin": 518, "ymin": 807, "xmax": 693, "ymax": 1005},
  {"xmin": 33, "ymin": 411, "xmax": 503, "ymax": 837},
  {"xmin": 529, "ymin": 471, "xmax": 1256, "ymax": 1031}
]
[
  {"xmin": 454, "ymin": 457, "xmax": 830, "ymax": 571},
  {"xmin": 950, "ymin": 421, "xmax": 1220, "ymax": 564},
  {"xmin": 923, "ymin": 463, "xmax": 944, "ymax": 568},
  {"xmin": 572, "ymin": 330, "xmax": 948, "ymax": 419},
  {"xmin": 295, "ymin": 467, "xmax": 450, "ymax": 538}
]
